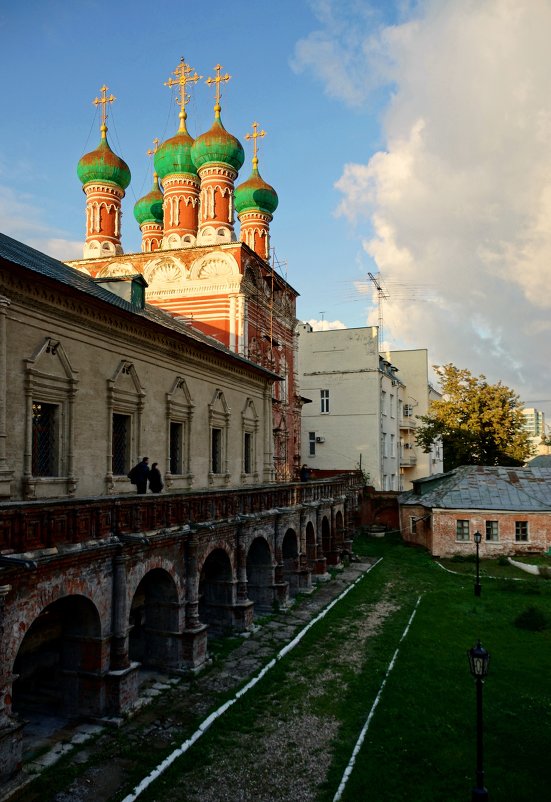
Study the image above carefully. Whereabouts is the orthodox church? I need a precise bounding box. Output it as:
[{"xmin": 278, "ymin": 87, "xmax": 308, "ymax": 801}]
[{"xmin": 67, "ymin": 61, "xmax": 301, "ymax": 480}]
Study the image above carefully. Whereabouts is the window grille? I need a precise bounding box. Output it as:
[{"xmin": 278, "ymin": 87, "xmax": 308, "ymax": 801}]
[
  {"xmin": 170, "ymin": 421, "xmax": 183, "ymax": 474},
  {"xmin": 211, "ymin": 428, "xmax": 222, "ymax": 474},
  {"xmin": 112, "ymin": 413, "xmax": 130, "ymax": 475},
  {"xmin": 515, "ymin": 521, "xmax": 529, "ymax": 542},
  {"xmin": 456, "ymin": 520, "xmax": 470, "ymax": 541},
  {"xmin": 32, "ymin": 402, "xmax": 58, "ymax": 476},
  {"xmin": 244, "ymin": 432, "xmax": 252, "ymax": 474}
]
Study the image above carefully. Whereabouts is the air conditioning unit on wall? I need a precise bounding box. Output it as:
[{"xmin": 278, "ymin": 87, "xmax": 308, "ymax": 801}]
[{"xmin": 316, "ymin": 436, "xmax": 325, "ymax": 443}]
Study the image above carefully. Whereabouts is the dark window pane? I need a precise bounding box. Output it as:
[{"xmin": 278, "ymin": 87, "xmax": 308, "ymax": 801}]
[
  {"xmin": 112, "ymin": 413, "xmax": 130, "ymax": 475},
  {"xmin": 32, "ymin": 402, "xmax": 58, "ymax": 476},
  {"xmin": 170, "ymin": 421, "xmax": 183, "ymax": 474}
]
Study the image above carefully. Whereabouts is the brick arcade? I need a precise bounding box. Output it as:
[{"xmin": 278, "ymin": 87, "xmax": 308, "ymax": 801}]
[{"xmin": 0, "ymin": 476, "xmax": 359, "ymax": 781}]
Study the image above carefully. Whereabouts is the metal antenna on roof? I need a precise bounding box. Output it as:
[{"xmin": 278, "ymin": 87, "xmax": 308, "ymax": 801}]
[{"xmin": 368, "ymin": 272, "xmax": 389, "ymax": 351}]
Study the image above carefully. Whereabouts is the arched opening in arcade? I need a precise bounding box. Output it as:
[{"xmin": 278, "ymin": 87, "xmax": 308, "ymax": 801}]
[
  {"xmin": 199, "ymin": 548, "xmax": 234, "ymax": 636},
  {"xmin": 335, "ymin": 510, "xmax": 345, "ymax": 552},
  {"xmin": 281, "ymin": 527, "xmax": 299, "ymax": 595},
  {"xmin": 129, "ymin": 568, "xmax": 180, "ymax": 670},
  {"xmin": 321, "ymin": 515, "xmax": 331, "ymax": 558},
  {"xmin": 246, "ymin": 537, "xmax": 274, "ymax": 615},
  {"xmin": 12, "ymin": 595, "xmax": 103, "ymax": 718},
  {"xmin": 305, "ymin": 521, "xmax": 316, "ymax": 566}
]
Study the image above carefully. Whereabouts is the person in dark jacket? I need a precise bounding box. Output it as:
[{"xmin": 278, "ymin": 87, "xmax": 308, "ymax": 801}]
[
  {"xmin": 128, "ymin": 457, "xmax": 150, "ymax": 494},
  {"xmin": 149, "ymin": 462, "xmax": 164, "ymax": 493},
  {"xmin": 300, "ymin": 464, "xmax": 310, "ymax": 482}
]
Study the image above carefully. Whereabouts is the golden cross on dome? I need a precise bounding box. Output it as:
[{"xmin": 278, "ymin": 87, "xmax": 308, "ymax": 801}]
[
  {"xmin": 164, "ymin": 58, "xmax": 201, "ymax": 129},
  {"xmin": 206, "ymin": 64, "xmax": 231, "ymax": 113},
  {"xmin": 93, "ymin": 85, "xmax": 115, "ymax": 135},
  {"xmin": 147, "ymin": 138, "xmax": 160, "ymax": 158},
  {"xmin": 245, "ymin": 122, "xmax": 266, "ymax": 166}
]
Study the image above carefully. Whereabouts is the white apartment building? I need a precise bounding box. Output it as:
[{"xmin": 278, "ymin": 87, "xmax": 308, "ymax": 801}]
[
  {"xmin": 296, "ymin": 324, "xmax": 443, "ymax": 490},
  {"xmin": 387, "ymin": 348, "xmax": 443, "ymax": 485}
]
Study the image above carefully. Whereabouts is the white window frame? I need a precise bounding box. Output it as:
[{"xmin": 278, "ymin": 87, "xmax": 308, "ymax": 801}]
[{"xmin": 456, "ymin": 520, "xmax": 470, "ymax": 541}]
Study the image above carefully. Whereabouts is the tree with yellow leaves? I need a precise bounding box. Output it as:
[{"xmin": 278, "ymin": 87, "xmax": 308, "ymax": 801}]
[{"xmin": 415, "ymin": 364, "xmax": 533, "ymax": 472}]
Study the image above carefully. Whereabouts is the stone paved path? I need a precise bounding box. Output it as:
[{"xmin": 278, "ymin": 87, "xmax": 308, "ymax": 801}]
[{"xmin": 2, "ymin": 561, "xmax": 376, "ymax": 802}]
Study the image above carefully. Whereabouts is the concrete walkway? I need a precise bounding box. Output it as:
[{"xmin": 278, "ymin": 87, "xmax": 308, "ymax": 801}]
[{"xmin": 1, "ymin": 560, "xmax": 375, "ymax": 802}]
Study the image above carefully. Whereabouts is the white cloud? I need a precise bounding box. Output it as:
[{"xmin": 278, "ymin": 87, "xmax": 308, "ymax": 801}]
[
  {"xmin": 0, "ymin": 185, "xmax": 82, "ymax": 260},
  {"xmin": 299, "ymin": 0, "xmax": 551, "ymax": 409},
  {"xmin": 307, "ymin": 318, "xmax": 347, "ymax": 331}
]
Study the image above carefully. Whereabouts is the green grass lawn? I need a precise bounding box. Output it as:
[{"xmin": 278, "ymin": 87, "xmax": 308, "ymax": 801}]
[
  {"xmin": 130, "ymin": 534, "xmax": 551, "ymax": 801},
  {"xmin": 332, "ymin": 535, "xmax": 551, "ymax": 802}
]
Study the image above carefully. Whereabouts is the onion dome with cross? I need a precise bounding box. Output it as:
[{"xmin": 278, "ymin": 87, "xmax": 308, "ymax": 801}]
[
  {"xmin": 133, "ymin": 174, "xmax": 163, "ymax": 226},
  {"xmin": 190, "ymin": 65, "xmax": 244, "ymax": 173},
  {"xmin": 154, "ymin": 58, "xmax": 200, "ymax": 180},
  {"xmin": 77, "ymin": 86, "xmax": 130, "ymax": 258},
  {"xmin": 235, "ymin": 123, "xmax": 278, "ymax": 216},
  {"xmin": 77, "ymin": 87, "xmax": 130, "ymax": 190}
]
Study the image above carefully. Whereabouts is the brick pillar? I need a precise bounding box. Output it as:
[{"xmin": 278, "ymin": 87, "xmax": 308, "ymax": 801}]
[
  {"xmin": 0, "ymin": 584, "xmax": 23, "ymax": 780},
  {"xmin": 110, "ymin": 554, "xmax": 130, "ymax": 670},
  {"xmin": 185, "ymin": 534, "xmax": 201, "ymax": 630}
]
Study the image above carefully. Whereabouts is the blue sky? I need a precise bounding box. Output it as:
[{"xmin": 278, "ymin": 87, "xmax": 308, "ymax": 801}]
[{"xmin": 2, "ymin": 1, "xmax": 551, "ymax": 423}]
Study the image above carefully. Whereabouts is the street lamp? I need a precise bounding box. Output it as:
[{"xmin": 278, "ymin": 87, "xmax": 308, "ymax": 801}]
[
  {"xmin": 467, "ymin": 640, "xmax": 490, "ymax": 801},
  {"xmin": 474, "ymin": 531, "xmax": 482, "ymax": 597}
]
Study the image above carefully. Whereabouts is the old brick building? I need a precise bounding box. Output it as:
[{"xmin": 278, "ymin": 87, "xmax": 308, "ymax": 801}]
[
  {"xmin": 0, "ymin": 232, "xmax": 359, "ymax": 781},
  {"xmin": 399, "ymin": 465, "xmax": 551, "ymax": 557}
]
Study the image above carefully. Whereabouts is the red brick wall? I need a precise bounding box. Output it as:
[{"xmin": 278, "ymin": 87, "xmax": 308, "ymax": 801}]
[{"xmin": 401, "ymin": 505, "xmax": 551, "ymax": 557}]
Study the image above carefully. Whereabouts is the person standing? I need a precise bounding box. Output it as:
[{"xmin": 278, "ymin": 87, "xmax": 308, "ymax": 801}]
[
  {"xmin": 128, "ymin": 456, "xmax": 150, "ymax": 494},
  {"xmin": 149, "ymin": 462, "xmax": 164, "ymax": 493},
  {"xmin": 300, "ymin": 464, "xmax": 310, "ymax": 482}
]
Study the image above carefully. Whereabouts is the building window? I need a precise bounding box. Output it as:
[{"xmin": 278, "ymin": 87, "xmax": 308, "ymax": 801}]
[
  {"xmin": 390, "ymin": 434, "xmax": 396, "ymax": 457},
  {"xmin": 211, "ymin": 428, "xmax": 223, "ymax": 474},
  {"xmin": 404, "ymin": 403, "xmax": 413, "ymax": 417},
  {"xmin": 456, "ymin": 520, "xmax": 470, "ymax": 541},
  {"xmin": 244, "ymin": 432, "xmax": 252, "ymax": 474},
  {"xmin": 24, "ymin": 337, "xmax": 79, "ymax": 497},
  {"xmin": 382, "ymin": 432, "xmax": 388, "ymax": 457},
  {"xmin": 167, "ymin": 377, "xmax": 194, "ymax": 484},
  {"xmin": 515, "ymin": 521, "xmax": 529, "ymax": 542},
  {"xmin": 108, "ymin": 361, "xmax": 145, "ymax": 488},
  {"xmin": 320, "ymin": 389, "xmax": 330, "ymax": 413},
  {"xmin": 208, "ymin": 389, "xmax": 230, "ymax": 483},
  {"xmin": 112, "ymin": 413, "xmax": 131, "ymax": 476},
  {"xmin": 170, "ymin": 421, "xmax": 183, "ymax": 474},
  {"xmin": 382, "ymin": 390, "xmax": 387, "ymax": 415},
  {"xmin": 390, "ymin": 394, "xmax": 395, "ymax": 418},
  {"xmin": 241, "ymin": 398, "xmax": 259, "ymax": 480},
  {"xmin": 32, "ymin": 401, "xmax": 59, "ymax": 476},
  {"xmin": 485, "ymin": 520, "xmax": 499, "ymax": 542},
  {"xmin": 309, "ymin": 431, "xmax": 316, "ymax": 457}
]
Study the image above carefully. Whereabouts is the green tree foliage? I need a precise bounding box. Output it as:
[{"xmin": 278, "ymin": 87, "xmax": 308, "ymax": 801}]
[{"xmin": 415, "ymin": 364, "xmax": 533, "ymax": 472}]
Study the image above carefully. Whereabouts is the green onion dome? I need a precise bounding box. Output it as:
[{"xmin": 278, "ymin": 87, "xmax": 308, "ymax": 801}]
[
  {"xmin": 133, "ymin": 175, "xmax": 164, "ymax": 226},
  {"xmin": 235, "ymin": 163, "xmax": 278, "ymax": 216},
  {"xmin": 191, "ymin": 113, "xmax": 245, "ymax": 173},
  {"xmin": 77, "ymin": 128, "xmax": 131, "ymax": 190},
  {"xmin": 154, "ymin": 114, "xmax": 196, "ymax": 179}
]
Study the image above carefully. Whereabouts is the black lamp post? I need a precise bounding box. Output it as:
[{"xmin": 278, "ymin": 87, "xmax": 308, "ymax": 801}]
[
  {"xmin": 467, "ymin": 640, "xmax": 490, "ymax": 801},
  {"xmin": 474, "ymin": 531, "xmax": 482, "ymax": 597}
]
